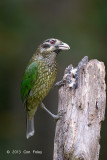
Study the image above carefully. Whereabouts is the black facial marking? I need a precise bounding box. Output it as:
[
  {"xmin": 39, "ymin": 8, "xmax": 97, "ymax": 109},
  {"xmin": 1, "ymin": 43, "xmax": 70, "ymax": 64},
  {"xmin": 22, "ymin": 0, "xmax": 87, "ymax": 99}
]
[
  {"xmin": 55, "ymin": 45, "xmax": 59, "ymax": 49},
  {"xmin": 54, "ymin": 49, "xmax": 61, "ymax": 54},
  {"xmin": 45, "ymin": 40, "xmax": 50, "ymax": 42},
  {"xmin": 42, "ymin": 44, "xmax": 50, "ymax": 48}
]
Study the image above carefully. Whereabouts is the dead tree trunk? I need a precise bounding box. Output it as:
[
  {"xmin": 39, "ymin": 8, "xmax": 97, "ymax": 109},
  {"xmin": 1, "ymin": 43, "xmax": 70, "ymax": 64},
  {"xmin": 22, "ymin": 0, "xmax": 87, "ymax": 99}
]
[{"xmin": 53, "ymin": 57, "xmax": 106, "ymax": 160}]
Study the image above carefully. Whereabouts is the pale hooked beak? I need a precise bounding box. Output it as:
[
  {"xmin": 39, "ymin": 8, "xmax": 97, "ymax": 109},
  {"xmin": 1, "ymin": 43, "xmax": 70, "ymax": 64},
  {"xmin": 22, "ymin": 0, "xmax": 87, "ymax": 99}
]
[{"xmin": 58, "ymin": 42, "xmax": 70, "ymax": 50}]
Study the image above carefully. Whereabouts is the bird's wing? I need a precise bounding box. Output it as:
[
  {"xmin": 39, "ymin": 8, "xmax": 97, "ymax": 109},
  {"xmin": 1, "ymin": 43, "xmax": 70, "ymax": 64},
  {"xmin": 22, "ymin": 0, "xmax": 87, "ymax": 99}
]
[{"xmin": 21, "ymin": 61, "xmax": 38, "ymax": 103}]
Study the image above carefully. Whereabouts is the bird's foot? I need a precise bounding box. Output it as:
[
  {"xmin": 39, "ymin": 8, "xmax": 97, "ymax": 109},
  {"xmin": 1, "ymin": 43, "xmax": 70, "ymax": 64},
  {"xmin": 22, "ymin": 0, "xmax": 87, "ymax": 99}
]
[
  {"xmin": 53, "ymin": 110, "xmax": 66, "ymax": 121},
  {"xmin": 54, "ymin": 79, "xmax": 66, "ymax": 88},
  {"xmin": 54, "ymin": 65, "xmax": 79, "ymax": 90},
  {"xmin": 40, "ymin": 102, "xmax": 66, "ymax": 121}
]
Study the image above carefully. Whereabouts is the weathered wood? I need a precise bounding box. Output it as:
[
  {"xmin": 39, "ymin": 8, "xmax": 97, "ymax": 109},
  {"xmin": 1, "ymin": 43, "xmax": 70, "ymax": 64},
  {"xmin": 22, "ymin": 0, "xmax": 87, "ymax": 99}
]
[{"xmin": 53, "ymin": 57, "xmax": 106, "ymax": 160}]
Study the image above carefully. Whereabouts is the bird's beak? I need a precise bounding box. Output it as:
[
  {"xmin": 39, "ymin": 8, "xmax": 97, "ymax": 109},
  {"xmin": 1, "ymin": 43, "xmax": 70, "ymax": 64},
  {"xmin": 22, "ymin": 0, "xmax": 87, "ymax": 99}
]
[{"xmin": 58, "ymin": 42, "xmax": 70, "ymax": 50}]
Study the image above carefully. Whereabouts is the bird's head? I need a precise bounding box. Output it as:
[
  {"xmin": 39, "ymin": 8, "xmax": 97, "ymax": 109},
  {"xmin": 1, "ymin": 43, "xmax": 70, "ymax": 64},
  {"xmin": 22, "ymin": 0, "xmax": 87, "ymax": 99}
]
[{"xmin": 37, "ymin": 38, "xmax": 70, "ymax": 56}]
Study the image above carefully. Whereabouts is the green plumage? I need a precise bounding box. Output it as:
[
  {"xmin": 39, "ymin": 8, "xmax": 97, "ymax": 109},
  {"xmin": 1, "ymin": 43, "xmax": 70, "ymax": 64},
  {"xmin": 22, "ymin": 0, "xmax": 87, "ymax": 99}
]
[
  {"xmin": 21, "ymin": 38, "xmax": 70, "ymax": 139},
  {"xmin": 21, "ymin": 62, "xmax": 38, "ymax": 102},
  {"xmin": 21, "ymin": 52, "xmax": 57, "ymax": 119}
]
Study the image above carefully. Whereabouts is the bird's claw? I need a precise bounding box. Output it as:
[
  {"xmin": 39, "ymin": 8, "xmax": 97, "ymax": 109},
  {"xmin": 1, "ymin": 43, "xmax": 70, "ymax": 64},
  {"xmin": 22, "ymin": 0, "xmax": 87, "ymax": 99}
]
[
  {"xmin": 53, "ymin": 79, "xmax": 66, "ymax": 88},
  {"xmin": 54, "ymin": 110, "xmax": 66, "ymax": 121}
]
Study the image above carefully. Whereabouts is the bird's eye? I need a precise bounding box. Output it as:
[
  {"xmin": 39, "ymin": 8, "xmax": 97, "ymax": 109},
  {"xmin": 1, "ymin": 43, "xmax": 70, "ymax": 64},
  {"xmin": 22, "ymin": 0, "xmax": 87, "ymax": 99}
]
[{"xmin": 50, "ymin": 40, "xmax": 56, "ymax": 44}]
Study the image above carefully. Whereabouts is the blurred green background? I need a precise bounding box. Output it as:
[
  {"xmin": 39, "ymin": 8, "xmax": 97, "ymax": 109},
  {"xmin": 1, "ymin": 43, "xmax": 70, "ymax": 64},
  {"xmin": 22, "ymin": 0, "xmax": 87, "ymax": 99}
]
[{"xmin": 0, "ymin": 0, "xmax": 107, "ymax": 160}]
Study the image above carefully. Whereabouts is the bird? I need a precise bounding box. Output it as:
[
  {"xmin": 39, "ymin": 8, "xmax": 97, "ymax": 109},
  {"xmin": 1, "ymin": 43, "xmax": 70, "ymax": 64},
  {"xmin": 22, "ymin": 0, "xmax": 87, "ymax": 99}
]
[{"xmin": 21, "ymin": 38, "xmax": 70, "ymax": 139}]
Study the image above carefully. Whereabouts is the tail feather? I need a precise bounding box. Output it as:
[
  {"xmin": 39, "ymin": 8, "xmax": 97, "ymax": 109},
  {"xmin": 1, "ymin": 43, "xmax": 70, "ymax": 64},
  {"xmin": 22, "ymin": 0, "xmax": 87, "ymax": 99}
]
[{"xmin": 26, "ymin": 114, "xmax": 35, "ymax": 139}]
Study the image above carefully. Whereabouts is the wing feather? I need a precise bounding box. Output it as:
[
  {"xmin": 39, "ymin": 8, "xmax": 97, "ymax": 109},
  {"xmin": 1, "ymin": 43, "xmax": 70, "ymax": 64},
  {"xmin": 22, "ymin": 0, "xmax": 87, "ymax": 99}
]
[{"xmin": 21, "ymin": 61, "xmax": 38, "ymax": 102}]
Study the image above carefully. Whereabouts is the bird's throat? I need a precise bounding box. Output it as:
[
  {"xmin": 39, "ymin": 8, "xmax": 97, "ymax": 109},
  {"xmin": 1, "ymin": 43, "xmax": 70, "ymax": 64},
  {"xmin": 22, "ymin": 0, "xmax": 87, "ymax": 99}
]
[{"xmin": 54, "ymin": 49, "xmax": 61, "ymax": 55}]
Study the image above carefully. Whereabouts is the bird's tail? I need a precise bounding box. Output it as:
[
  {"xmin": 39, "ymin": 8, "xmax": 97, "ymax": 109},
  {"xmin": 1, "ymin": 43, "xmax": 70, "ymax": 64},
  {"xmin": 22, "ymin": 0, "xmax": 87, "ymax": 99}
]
[{"xmin": 26, "ymin": 114, "xmax": 35, "ymax": 139}]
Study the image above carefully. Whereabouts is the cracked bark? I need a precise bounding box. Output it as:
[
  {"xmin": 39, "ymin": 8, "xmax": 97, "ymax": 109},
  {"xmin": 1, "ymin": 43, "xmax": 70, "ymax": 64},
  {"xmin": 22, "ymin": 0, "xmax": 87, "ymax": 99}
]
[{"xmin": 53, "ymin": 57, "xmax": 106, "ymax": 160}]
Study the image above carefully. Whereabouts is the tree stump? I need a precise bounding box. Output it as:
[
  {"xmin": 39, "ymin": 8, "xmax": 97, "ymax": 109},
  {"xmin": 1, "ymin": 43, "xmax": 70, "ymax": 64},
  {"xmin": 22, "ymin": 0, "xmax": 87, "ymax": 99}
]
[{"xmin": 53, "ymin": 57, "xmax": 106, "ymax": 160}]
